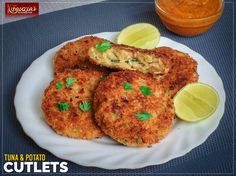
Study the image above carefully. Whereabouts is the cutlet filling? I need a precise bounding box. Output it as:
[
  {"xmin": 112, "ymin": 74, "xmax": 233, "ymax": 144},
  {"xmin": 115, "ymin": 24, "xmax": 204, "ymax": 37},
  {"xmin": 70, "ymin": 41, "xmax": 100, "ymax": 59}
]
[{"xmin": 89, "ymin": 46, "xmax": 169, "ymax": 75}]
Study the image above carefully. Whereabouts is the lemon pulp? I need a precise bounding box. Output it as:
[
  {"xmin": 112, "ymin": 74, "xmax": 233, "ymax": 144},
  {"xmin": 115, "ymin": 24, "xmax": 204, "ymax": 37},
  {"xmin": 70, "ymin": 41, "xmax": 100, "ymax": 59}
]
[
  {"xmin": 116, "ymin": 23, "xmax": 160, "ymax": 49},
  {"xmin": 174, "ymin": 83, "xmax": 220, "ymax": 122}
]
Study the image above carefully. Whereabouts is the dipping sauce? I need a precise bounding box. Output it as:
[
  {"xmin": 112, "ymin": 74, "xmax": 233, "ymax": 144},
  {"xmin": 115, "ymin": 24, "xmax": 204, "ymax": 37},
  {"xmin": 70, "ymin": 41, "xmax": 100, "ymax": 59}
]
[
  {"xmin": 158, "ymin": 0, "xmax": 221, "ymax": 19},
  {"xmin": 155, "ymin": 0, "xmax": 224, "ymax": 36}
]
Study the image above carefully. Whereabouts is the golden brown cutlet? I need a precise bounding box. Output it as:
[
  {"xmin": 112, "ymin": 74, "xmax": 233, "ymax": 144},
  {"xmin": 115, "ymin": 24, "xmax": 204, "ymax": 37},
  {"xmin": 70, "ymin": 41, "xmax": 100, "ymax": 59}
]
[
  {"xmin": 42, "ymin": 69, "xmax": 105, "ymax": 139},
  {"xmin": 94, "ymin": 70, "xmax": 174, "ymax": 147}
]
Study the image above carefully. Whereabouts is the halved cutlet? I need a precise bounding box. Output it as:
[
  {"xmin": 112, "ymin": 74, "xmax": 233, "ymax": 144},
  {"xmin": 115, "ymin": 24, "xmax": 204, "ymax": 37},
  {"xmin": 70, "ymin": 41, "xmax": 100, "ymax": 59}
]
[
  {"xmin": 88, "ymin": 41, "xmax": 198, "ymax": 97},
  {"xmin": 88, "ymin": 42, "xmax": 170, "ymax": 77}
]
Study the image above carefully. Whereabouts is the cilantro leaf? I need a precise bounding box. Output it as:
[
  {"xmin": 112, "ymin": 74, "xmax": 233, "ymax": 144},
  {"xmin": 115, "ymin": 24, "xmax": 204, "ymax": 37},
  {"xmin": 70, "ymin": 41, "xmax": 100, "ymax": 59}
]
[
  {"xmin": 96, "ymin": 41, "xmax": 112, "ymax": 52},
  {"xmin": 57, "ymin": 102, "xmax": 69, "ymax": 111},
  {"xmin": 135, "ymin": 112, "xmax": 152, "ymax": 121},
  {"xmin": 56, "ymin": 82, "xmax": 63, "ymax": 90},
  {"xmin": 140, "ymin": 86, "xmax": 153, "ymax": 95},
  {"xmin": 124, "ymin": 82, "xmax": 133, "ymax": 90},
  {"xmin": 66, "ymin": 77, "xmax": 76, "ymax": 87},
  {"xmin": 79, "ymin": 101, "xmax": 91, "ymax": 112}
]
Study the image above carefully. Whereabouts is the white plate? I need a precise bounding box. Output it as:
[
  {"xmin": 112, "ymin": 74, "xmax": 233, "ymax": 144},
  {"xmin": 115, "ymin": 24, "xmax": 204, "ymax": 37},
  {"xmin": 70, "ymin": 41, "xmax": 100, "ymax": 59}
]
[{"xmin": 14, "ymin": 32, "xmax": 225, "ymax": 169}]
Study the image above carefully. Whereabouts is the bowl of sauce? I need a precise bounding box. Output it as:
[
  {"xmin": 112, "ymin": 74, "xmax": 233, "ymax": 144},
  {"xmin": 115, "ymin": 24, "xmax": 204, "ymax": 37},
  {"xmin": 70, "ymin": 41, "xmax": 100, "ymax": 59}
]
[{"xmin": 155, "ymin": 0, "xmax": 224, "ymax": 36}]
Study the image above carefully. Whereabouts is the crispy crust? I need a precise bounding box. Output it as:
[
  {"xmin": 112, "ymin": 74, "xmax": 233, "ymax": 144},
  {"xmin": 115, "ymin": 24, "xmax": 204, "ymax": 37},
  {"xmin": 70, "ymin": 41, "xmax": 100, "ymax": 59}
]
[
  {"xmin": 53, "ymin": 36, "xmax": 109, "ymax": 76},
  {"xmin": 153, "ymin": 47, "xmax": 198, "ymax": 97},
  {"xmin": 94, "ymin": 71, "xmax": 175, "ymax": 147},
  {"xmin": 42, "ymin": 69, "xmax": 104, "ymax": 139}
]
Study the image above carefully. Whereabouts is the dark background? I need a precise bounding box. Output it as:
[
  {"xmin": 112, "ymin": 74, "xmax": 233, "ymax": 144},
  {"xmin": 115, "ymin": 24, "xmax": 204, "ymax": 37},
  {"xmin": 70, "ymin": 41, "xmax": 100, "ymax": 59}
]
[{"xmin": 1, "ymin": 0, "xmax": 235, "ymax": 175}]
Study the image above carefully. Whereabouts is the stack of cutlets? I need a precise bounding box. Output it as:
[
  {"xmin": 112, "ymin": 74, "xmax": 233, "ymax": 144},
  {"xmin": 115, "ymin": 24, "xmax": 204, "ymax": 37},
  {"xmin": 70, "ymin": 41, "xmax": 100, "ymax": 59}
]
[{"xmin": 42, "ymin": 36, "xmax": 198, "ymax": 147}]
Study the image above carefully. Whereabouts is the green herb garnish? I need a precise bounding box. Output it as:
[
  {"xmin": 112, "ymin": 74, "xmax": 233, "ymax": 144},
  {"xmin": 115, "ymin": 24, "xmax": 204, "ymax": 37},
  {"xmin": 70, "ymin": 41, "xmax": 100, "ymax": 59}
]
[
  {"xmin": 56, "ymin": 82, "xmax": 63, "ymax": 90},
  {"xmin": 131, "ymin": 59, "xmax": 139, "ymax": 62},
  {"xmin": 125, "ymin": 59, "xmax": 139, "ymax": 64},
  {"xmin": 66, "ymin": 77, "xmax": 76, "ymax": 87},
  {"xmin": 96, "ymin": 41, "xmax": 112, "ymax": 52},
  {"xmin": 135, "ymin": 137, "xmax": 143, "ymax": 144},
  {"xmin": 140, "ymin": 86, "xmax": 153, "ymax": 95},
  {"xmin": 135, "ymin": 112, "xmax": 152, "ymax": 121},
  {"xmin": 124, "ymin": 82, "xmax": 133, "ymax": 90},
  {"xmin": 166, "ymin": 89, "xmax": 170, "ymax": 95},
  {"xmin": 120, "ymin": 139, "xmax": 127, "ymax": 145},
  {"xmin": 111, "ymin": 59, "xmax": 120, "ymax": 63},
  {"xmin": 57, "ymin": 102, "xmax": 69, "ymax": 111},
  {"xmin": 99, "ymin": 76, "xmax": 108, "ymax": 81},
  {"xmin": 79, "ymin": 101, "xmax": 91, "ymax": 112}
]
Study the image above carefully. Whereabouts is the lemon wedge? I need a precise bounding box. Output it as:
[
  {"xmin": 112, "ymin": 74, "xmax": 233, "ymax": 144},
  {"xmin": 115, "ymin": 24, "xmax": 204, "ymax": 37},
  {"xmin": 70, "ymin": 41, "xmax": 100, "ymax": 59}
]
[
  {"xmin": 116, "ymin": 23, "xmax": 160, "ymax": 49},
  {"xmin": 174, "ymin": 83, "xmax": 220, "ymax": 122}
]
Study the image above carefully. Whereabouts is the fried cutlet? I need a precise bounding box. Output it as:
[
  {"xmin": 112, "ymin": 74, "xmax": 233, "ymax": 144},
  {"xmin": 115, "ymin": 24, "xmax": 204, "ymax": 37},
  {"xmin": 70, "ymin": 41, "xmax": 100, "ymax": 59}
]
[
  {"xmin": 94, "ymin": 71, "xmax": 174, "ymax": 147},
  {"xmin": 53, "ymin": 36, "xmax": 109, "ymax": 76},
  {"xmin": 41, "ymin": 69, "xmax": 104, "ymax": 139},
  {"xmin": 153, "ymin": 47, "xmax": 198, "ymax": 97},
  {"xmin": 88, "ymin": 42, "xmax": 170, "ymax": 77},
  {"xmin": 88, "ymin": 39, "xmax": 198, "ymax": 97}
]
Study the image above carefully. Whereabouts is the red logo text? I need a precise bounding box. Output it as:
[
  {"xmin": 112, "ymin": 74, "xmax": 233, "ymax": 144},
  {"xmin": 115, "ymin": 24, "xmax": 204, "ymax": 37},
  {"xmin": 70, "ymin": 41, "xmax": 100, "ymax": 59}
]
[{"xmin": 5, "ymin": 2, "xmax": 39, "ymax": 16}]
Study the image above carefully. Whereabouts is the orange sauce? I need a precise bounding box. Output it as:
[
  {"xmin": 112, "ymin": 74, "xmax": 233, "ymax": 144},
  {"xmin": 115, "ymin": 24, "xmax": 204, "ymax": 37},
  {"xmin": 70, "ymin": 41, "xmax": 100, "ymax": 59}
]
[
  {"xmin": 155, "ymin": 0, "xmax": 223, "ymax": 36},
  {"xmin": 158, "ymin": 0, "xmax": 221, "ymax": 19}
]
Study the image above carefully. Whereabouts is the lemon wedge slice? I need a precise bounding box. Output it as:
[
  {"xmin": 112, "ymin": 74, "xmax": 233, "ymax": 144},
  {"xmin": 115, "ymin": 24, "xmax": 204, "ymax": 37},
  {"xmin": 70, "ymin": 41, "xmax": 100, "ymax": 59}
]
[
  {"xmin": 174, "ymin": 83, "xmax": 220, "ymax": 122},
  {"xmin": 116, "ymin": 23, "xmax": 160, "ymax": 49}
]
